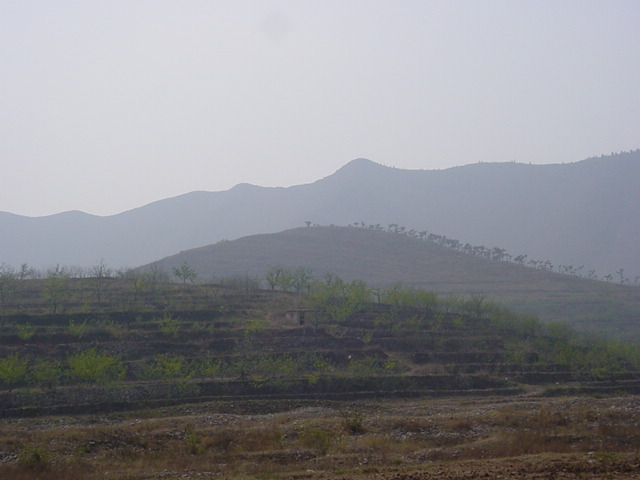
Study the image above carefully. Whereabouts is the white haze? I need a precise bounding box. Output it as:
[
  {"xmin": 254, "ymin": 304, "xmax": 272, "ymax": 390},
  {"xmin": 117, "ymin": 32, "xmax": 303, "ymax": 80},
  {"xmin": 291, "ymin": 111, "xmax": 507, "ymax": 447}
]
[{"xmin": 1, "ymin": 0, "xmax": 639, "ymax": 217}]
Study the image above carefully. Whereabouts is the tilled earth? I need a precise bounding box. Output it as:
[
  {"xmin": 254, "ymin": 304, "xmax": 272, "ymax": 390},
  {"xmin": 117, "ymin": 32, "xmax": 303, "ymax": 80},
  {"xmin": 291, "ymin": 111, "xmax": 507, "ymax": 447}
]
[{"xmin": 1, "ymin": 393, "xmax": 639, "ymax": 479}]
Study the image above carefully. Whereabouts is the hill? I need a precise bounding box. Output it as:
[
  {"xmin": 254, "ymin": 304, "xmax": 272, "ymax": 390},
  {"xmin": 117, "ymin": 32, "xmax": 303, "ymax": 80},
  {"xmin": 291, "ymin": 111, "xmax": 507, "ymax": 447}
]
[
  {"xmin": 1, "ymin": 151, "xmax": 639, "ymax": 279},
  {"xmin": 151, "ymin": 226, "xmax": 640, "ymax": 339}
]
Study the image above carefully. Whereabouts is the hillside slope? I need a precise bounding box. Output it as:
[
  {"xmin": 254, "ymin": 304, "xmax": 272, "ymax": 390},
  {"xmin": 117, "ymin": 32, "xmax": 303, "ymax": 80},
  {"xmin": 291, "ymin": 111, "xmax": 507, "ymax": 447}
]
[
  {"xmin": 152, "ymin": 226, "xmax": 640, "ymax": 339},
  {"xmin": 1, "ymin": 151, "xmax": 639, "ymax": 278}
]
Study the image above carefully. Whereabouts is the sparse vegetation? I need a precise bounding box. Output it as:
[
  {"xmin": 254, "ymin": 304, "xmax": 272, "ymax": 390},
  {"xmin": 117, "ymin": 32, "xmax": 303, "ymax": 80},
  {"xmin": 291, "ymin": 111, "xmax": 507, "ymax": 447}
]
[{"xmin": 0, "ymin": 395, "xmax": 638, "ymax": 479}]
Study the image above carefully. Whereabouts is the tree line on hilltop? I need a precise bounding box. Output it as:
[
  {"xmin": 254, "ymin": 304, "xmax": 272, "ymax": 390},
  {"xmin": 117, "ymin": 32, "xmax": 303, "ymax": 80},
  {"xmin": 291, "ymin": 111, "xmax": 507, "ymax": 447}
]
[{"xmin": 304, "ymin": 222, "xmax": 638, "ymax": 286}]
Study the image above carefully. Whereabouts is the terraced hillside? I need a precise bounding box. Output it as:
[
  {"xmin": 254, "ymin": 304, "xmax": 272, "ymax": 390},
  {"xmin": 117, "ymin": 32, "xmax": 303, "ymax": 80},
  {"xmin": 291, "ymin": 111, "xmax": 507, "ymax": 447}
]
[
  {"xmin": 1, "ymin": 279, "xmax": 639, "ymax": 418},
  {"xmin": 2, "ymin": 279, "xmax": 640, "ymax": 479}
]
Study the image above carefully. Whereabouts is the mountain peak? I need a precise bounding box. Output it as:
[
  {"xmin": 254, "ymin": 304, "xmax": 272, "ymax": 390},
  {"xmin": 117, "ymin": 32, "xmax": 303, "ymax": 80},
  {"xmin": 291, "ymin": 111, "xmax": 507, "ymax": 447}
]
[
  {"xmin": 318, "ymin": 158, "xmax": 392, "ymax": 186},
  {"xmin": 339, "ymin": 158, "xmax": 382, "ymax": 171},
  {"xmin": 330, "ymin": 158, "xmax": 391, "ymax": 179},
  {"xmin": 230, "ymin": 182, "xmax": 259, "ymax": 191}
]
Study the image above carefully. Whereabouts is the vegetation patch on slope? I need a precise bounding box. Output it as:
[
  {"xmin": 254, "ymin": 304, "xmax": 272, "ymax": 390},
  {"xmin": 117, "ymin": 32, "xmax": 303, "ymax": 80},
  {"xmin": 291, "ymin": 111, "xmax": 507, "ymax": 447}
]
[{"xmin": 1, "ymin": 275, "xmax": 639, "ymax": 417}]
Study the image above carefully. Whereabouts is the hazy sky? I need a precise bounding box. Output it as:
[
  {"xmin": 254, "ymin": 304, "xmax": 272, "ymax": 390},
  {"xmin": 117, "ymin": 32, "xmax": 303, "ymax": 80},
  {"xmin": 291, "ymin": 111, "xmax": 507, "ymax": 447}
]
[{"xmin": 2, "ymin": 1, "xmax": 639, "ymax": 217}]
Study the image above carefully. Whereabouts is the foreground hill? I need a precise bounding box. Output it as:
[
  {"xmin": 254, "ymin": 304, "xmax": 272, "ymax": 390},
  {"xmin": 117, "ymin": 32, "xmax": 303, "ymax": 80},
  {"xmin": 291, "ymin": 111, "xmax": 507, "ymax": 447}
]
[
  {"xmin": 1, "ymin": 151, "xmax": 639, "ymax": 279},
  {"xmin": 152, "ymin": 226, "xmax": 640, "ymax": 339}
]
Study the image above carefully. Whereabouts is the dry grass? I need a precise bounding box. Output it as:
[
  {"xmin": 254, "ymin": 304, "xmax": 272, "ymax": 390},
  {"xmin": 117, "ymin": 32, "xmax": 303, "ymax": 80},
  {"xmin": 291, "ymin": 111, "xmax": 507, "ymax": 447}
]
[{"xmin": 1, "ymin": 394, "xmax": 639, "ymax": 479}]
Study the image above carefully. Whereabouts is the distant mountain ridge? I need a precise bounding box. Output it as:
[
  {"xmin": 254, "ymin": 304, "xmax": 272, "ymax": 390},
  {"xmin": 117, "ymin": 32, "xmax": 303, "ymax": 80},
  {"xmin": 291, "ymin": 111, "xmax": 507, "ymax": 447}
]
[{"xmin": 1, "ymin": 151, "xmax": 639, "ymax": 278}]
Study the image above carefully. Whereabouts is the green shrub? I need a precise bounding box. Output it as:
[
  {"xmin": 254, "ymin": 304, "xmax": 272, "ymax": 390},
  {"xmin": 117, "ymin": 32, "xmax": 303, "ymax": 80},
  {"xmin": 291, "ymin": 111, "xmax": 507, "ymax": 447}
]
[
  {"xmin": 0, "ymin": 353, "xmax": 28, "ymax": 390},
  {"xmin": 68, "ymin": 319, "xmax": 88, "ymax": 338},
  {"xmin": 17, "ymin": 446, "xmax": 50, "ymax": 470},
  {"xmin": 308, "ymin": 275, "xmax": 370, "ymax": 323},
  {"xmin": 16, "ymin": 323, "xmax": 35, "ymax": 340},
  {"xmin": 159, "ymin": 313, "xmax": 180, "ymax": 337},
  {"xmin": 185, "ymin": 425, "xmax": 205, "ymax": 455},
  {"xmin": 140, "ymin": 354, "xmax": 190, "ymax": 380},
  {"xmin": 361, "ymin": 330, "xmax": 374, "ymax": 344},
  {"xmin": 67, "ymin": 348, "xmax": 125, "ymax": 384},
  {"xmin": 342, "ymin": 410, "xmax": 366, "ymax": 435},
  {"xmin": 244, "ymin": 318, "xmax": 267, "ymax": 336},
  {"xmin": 195, "ymin": 356, "xmax": 222, "ymax": 379},
  {"xmin": 347, "ymin": 356, "xmax": 396, "ymax": 377},
  {"xmin": 306, "ymin": 353, "xmax": 333, "ymax": 374}
]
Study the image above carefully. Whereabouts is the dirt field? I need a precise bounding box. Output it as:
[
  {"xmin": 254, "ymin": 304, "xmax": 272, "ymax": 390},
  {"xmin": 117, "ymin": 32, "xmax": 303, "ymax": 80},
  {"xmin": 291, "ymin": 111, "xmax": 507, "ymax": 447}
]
[{"xmin": 1, "ymin": 392, "xmax": 639, "ymax": 479}]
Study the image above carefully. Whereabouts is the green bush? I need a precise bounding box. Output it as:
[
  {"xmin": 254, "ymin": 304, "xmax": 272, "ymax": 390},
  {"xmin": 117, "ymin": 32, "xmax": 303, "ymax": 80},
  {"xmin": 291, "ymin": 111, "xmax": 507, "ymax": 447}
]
[
  {"xmin": 67, "ymin": 348, "xmax": 125, "ymax": 384},
  {"xmin": 185, "ymin": 425, "xmax": 205, "ymax": 454},
  {"xmin": 16, "ymin": 323, "xmax": 35, "ymax": 340},
  {"xmin": 140, "ymin": 354, "xmax": 191, "ymax": 381},
  {"xmin": 159, "ymin": 313, "xmax": 180, "ymax": 337},
  {"xmin": 0, "ymin": 353, "xmax": 28, "ymax": 390},
  {"xmin": 308, "ymin": 275, "xmax": 370, "ymax": 323},
  {"xmin": 194, "ymin": 356, "xmax": 222, "ymax": 379},
  {"xmin": 342, "ymin": 410, "xmax": 366, "ymax": 435},
  {"xmin": 17, "ymin": 446, "xmax": 50, "ymax": 470},
  {"xmin": 300, "ymin": 352, "xmax": 333, "ymax": 375},
  {"xmin": 347, "ymin": 356, "xmax": 397, "ymax": 377},
  {"xmin": 68, "ymin": 319, "xmax": 88, "ymax": 338},
  {"xmin": 243, "ymin": 318, "xmax": 267, "ymax": 336}
]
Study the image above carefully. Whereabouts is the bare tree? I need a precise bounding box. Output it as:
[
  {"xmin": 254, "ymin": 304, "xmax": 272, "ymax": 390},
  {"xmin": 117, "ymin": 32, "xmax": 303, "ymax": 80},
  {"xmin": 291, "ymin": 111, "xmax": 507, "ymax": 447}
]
[
  {"xmin": 0, "ymin": 263, "xmax": 17, "ymax": 314},
  {"xmin": 43, "ymin": 264, "xmax": 69, "ymax": 314},
  {"xmin": 91, "ymin": 260, "xmax": 113, "ymax": 303}
]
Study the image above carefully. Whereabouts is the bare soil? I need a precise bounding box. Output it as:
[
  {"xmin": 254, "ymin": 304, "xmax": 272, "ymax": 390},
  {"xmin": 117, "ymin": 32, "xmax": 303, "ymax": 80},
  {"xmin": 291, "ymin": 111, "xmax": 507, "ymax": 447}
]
[{"xmin": 1, "ymin": 393, "xmax": 639, "ymax": 479}]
